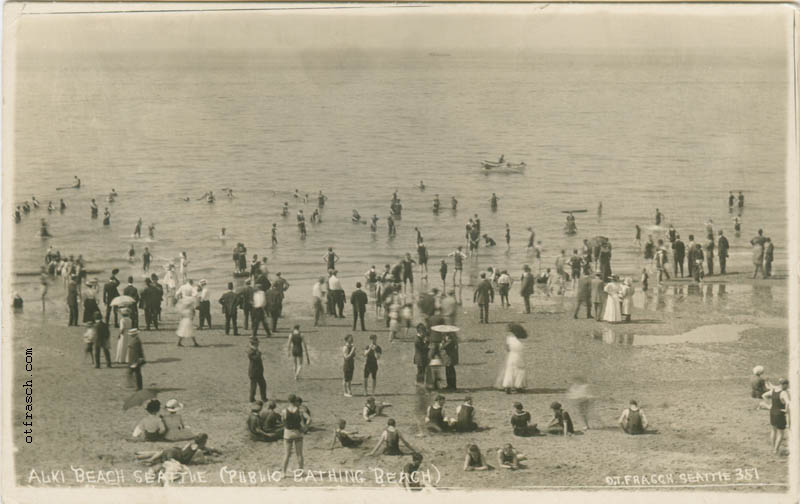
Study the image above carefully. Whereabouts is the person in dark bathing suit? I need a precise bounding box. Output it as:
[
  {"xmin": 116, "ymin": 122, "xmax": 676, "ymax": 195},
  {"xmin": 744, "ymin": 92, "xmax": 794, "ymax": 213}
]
[
  {"xmin": 331, "ymin": 419, "xmax": 371, "ymax": 449},
  {"xmin": 369, "ymin": 418, "xmax": 418, "ymax": 456}
]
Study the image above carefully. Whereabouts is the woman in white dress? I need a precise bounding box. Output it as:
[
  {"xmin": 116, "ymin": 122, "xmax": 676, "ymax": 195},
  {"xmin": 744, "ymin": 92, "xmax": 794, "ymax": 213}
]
[
  {"xmin": 115, "ymin": 308, "xmax": 133, "ymax": 363},
  {"xmin": 179, "ymin": 252, "xmax": 189, "ymax": 285},
  {"xmin": 620, "ymin": 277, "xmax": 634, "ymax": 322},
  {"xmin": 175, "ymin": 296, "xmax": 200, "ymax": 347},
  {"xmin": 496, "ymin": 323, "xmax": 528, "ymax": 394},
  {"xmin": 602, "ymin": 276, "xmax": 622, "ymax": 323}
]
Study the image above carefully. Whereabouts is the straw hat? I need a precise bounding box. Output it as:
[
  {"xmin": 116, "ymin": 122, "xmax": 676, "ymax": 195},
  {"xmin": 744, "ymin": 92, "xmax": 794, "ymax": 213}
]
[
  {"xmin": 165, "ymin": 399, "xmax": 184, "ymax": 413},
  {"xmin": 199, "ymin": 279, "xmax": 207, "ymax": 286},
  {"xmin": 128, "ymin": 328, "xmax": 139, "ymax": 336},
  {"xmin": 753, "ymin": 365, "xmax": 765, "ymax": 375}
]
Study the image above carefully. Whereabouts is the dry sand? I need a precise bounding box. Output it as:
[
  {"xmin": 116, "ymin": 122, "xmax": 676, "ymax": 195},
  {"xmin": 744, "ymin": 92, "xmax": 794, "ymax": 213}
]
[{"xmin": 10, "ymin": 272, "xmax": 790, "ymax": 490}]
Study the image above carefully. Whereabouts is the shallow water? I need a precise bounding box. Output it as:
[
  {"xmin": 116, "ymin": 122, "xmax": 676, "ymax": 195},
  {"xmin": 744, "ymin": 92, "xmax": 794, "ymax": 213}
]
[
  {"xmin": 592, "ymin": 323, "xmax": 757, "ymax": 346},
  {"xmin": 9, "ymin": 50, "xmax": 790, "ymax": 315}
]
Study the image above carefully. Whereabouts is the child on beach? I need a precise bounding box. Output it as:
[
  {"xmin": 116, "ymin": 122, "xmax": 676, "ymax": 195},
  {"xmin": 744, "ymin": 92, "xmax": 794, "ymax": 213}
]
[
  {"xmin": 331, "ymin": 419, "xmax": 371, "ymax": 449},
  {"xmin": 497, "ymin": 444, "xmax": 527, "ymax": 470},
  {"xmin": 618, "ymin": 399, "xmax": 649, "ymax": 435},
  {"xmin": 463, "ymin": 444, "xmax": 491, "ymax": 471},
  {"xmin": 510, "ymin": 402, "xmax": 539, "ymax": 437},
  {"xmin": 363, "ymin": 396, "xmax": 392, "ymax": 421},
  {"xmin": 342, "ymin": 335, "xmax": 355, "ymax": 397},
  {"xmin": 546, "ymin": 402, "xmax": 574, "ymax": 436}
]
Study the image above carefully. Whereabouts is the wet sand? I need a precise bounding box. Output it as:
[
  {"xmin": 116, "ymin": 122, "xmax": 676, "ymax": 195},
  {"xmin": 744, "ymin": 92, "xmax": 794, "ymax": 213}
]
[{"xmin": 10, "ymin": 274, "xmax": 790, "ymax": 490}]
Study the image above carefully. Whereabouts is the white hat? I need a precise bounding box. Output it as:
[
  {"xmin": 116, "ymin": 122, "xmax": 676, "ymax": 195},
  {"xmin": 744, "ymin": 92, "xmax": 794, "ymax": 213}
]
[
  {"xmin": 165, "ymin": 399, "xmax": 184, "ymax": 413},
  {"xmin": 753, "ymin": 365, "xmax": 764, "ymax": 375},
  {"xmin": 199, "ymin": 279, "xmax": 207, "ymax": 285}
]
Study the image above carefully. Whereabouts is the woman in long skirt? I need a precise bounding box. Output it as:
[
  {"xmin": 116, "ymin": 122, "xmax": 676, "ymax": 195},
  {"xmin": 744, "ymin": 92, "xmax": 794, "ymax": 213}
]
[
  {"xmin": 176, "ymin": 297, "xmax": 200, "ymax": 347},
  {"xmin": 602, "ymin": 276, "xmax": 622, "ymax": 323},
  {"xmin": 115, "ymin": 308, "xmax": 133, "ymax": 363},
  {"xmin": 496, "ymin": 324, "xmax": 528, "ymax": 394},
  {"xmin": 82, "ymin": 279, "xmax": 100, "ymax": 323}
]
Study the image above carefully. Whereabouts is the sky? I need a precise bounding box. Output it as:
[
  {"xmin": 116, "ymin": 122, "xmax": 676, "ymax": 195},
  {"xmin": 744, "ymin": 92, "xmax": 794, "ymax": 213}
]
[{"xmin": 6, "ymin": 3, "xmax": 792, "ymax": 55}]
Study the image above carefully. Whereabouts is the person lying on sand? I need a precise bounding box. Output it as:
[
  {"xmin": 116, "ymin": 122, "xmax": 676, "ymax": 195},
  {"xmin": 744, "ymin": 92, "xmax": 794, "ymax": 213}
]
[
  {"xmin": 497, "ymin": 444, "xmax": 527, "ymax": 470},
  {"xmin": 463, "ymin": 444, "xmax": 492, "ymax": 471},
  {"xmin": 363, "ymin": 396, "xmax": 392, "ymax": 422},
  {"xmin": 135, "ymin": 433, "xmax": 221, "ymax": 466},
  {"xmin": 330, "ymin": 419, "xmax": 371, "ymax": 449}
]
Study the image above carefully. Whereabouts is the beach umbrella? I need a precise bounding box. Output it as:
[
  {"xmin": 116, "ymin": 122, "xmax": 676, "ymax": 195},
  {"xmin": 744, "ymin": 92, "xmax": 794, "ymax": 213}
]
[
  {"xmin": 122, "ymin": 389, "xmax": 159, "ymax": 410},
  {"xmin": 508, "ymin": 323, "xmax": 528, "ymax": 339},
  {"xmin": 110, "ymin": 295, "xmax": 136, "ymax": 307},
  {"xmin": 430, "ymin": 325, "xmax": 460, "ymax": 333}
]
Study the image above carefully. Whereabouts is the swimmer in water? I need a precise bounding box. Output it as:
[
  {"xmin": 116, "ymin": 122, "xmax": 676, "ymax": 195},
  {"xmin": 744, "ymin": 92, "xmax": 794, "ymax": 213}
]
[
  {"xmin": 148, "ymin": 223, "xmax": 156, "ymax": 239},
  {"xmin": 207, "ymin": 191, "xmax": 215, "ymax": 203},
  {"xmin": 490, "ymin": 193, "xmax": 498, "ymax": 211},
  {"xmin": 182, "ymin": 197, "xmax": 191, "ymax": 202},
  {"xmin": 505, "ymin": 224, "xmax": 511, "ymax": 249},
  {"xmin": 483, "ymin": 234, "xmax": 496, "ymax": 247},
  {"xmin": 370, "ymin": 215, "xmax": 378, "ymax": 232},
  {"xmin": 526, "ymin": 227, "xmax": 535, "ymax": 251},
  {"xmin": 103, "ymin": 208, "xmax": 111, "ymax": 226},
  {"xmin": 40, "ymin": 219, "xmax": 51, "ymax": 238},
  {"xmin": 271, "ymin": 224, "xmax": 278, "ymax": 246},
  {"xmin": 31, "ymin": 196, "xmax": 40, "ymax": 208},
  {"xmin": 419, "ymin": 180, "xmax": 425, "ymax": 191},
  {"xmin": 128, "ymin": 244, "xmax": 136, "ymax": 263},
  {"xmin": 451, "ymin": 196, "xmax": 458, "ymax": 211},
  {"xmin": 73, "ymin": 176, "xmax": 81, "ymax": 188},
  {"xmin": 311, "ymin": 208, "xmax": 320, "ymax": 223},
  {"xmin": 293, "ymin": 189, "xmax": 300, "ymax": 199},
  {"xmin": 14, "ymin": 207, "xmax": 21, "ymax": 223},
  {"xmin": 352, "ymin": 209, "xmax": 361, "ymax": 223},
  {"xmin": 281, "ymin": 202, "xmax": 289, "ymax": 217},
  {"xmin": 47, "ymin": 201, "xmax": 55, "ymax": 213},
  {"xmin": 318, "ymin": 191, "xmax": 327, "ymax": 208},
  {"xmin": 90, "ymin": 198, "xmax": 98, "ymax": 218},
  {"xmin": 432, "ymin": 194, "xmax": 440, "ymax": 214},
  {"xmin": 219, "ymin": 227, "xmax": 228, "ymax": 239},
  {"xmin": 134, "ymin": 218, "xmax": 143, "ymax": 238},
  {"xmin": 59, "ymin": 199, "xmax": 67, "ymax": 212},
  {"xmin": 224, "ymin": 188, "xmax": 234, "ymax": 199}
]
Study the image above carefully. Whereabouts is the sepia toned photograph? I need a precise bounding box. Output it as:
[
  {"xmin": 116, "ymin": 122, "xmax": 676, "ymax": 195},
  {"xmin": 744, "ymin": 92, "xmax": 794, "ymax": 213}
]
[{"xmin": 2, "ymin": 2, "xmax": 798, "ymax": 502}]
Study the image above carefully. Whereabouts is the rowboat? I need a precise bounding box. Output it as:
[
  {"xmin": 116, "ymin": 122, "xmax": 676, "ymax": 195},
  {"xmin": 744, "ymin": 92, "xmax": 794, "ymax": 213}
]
[{"xmin": 481, "ymin": 161, "xmax": 526, "ymax": 173}]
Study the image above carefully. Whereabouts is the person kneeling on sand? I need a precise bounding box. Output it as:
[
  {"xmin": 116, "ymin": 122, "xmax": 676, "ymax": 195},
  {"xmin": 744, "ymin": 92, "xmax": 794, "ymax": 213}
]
[
  {"xmin": 425, "ymin": 395, "xmax": 456, "ymax": 432},
  {"xmin": 618, "ymin": 399, "xmax": 649, "ymax": 435},
  {"xmin": 510, "ymin": 402, "xmax": 539, "ymax": 437},
  {"xmin": 497, "ymin": 443, "xmax": 527, "ymax": 470},
  {"xmin": 463, "ymin": 444, "xmax": 492, "ymax": 471},
  {"xmin": 330, "ymin": 419, "xmax": 371, "ymax": 449},
  {"xmin": 363, "ymin": 396, "xmax": 392, "ymax": 422},
  {"xmin": 546, "ymin": 402, "xmax": 575, "ymax": 436},
  {"xmin": 370, "ymin": 418, "xmax": 419, "ymax": 456}
]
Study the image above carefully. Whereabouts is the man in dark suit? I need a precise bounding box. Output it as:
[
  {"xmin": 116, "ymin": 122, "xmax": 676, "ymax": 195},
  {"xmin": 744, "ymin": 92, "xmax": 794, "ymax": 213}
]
[
  {"xmin": 264, "ymin": 284, "xmax": 283, "ymax": 332},
  {"xmin": 473, "ymin": 272, "xmax": 494, "ymax": 324},
  {"xmin": 139, "ymin": 278, "xmax": 161, "ymax": 330},
  {"xmin": 122, "ymin": 276, "xmax": 140, "ymax": 329},
  {"xmin": 717, "ymin": 230, "xmax": 729, "ymax": 274},
  {"xmin": 590, "ymin": 273, "xmax": 605, "ymax": 322},
  {"xmin": 66, "ymin": 276, "xmax": 79, "ymax": 326},
  {"xmin": 149, "ymin": 273, "xmax": 164, "ymax": 322},
  {"xmin": 520, "ymin": 265, "xmax": 534, "ymax": 314},
  {"xmin": 236, "ymin": 279, "xmax": 254, "ymax": 330},
  {"xmin": 273, "ymin": 272, "xmax": 290, "ymax": 318},
  {"xmin": 219, "ymin": 282, "xmax": 240, "ymax": 335},
  {"xmin": 573, "ymin": 275, "xmax": 593, "ymax": 319},
  {"xmin": 102, "ymin": 269, "xmax": 121, "ymax": 327},
  {"xmin": 672, "ymin": 234, "xmax": 685, "ymax": 278},
  {"xmin": 413, "ymin": 327, "xmax": 429, "ymax": 385},
  {"xmin": 350, "ymin": 282, "xmax": 369, "ymax": 331}
]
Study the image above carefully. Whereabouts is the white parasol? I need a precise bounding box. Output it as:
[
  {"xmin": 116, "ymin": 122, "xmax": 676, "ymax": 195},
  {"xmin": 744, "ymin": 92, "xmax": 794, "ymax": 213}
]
[{"xmin": 110, "ymin": 295, "xmax": 136, "ymax": 307}]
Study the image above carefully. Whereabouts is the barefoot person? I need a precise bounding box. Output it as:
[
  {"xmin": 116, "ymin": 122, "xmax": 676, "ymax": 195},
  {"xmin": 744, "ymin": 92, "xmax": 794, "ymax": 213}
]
[
  {"xmin": 363, "ymin": 334, "xmax": 382, "ymax": 396},
  {"xmin": 497, "ymin": 444, "xmax": 527, "ymax": 470},
  {"xmin": 281, "ymin": 394, "xmax": 310, "ymax": 474},
  {"xmin": 287, "ymin": 326, "xmax": 310, "ymax": 381},
  {"xmin": 763, "ymin": 378, "xmax": 790, "ymax": 455},
  {"xmin": 463, "ymin": 444, "xmax": 491, "ymax": 471},
  {"xmin": 618, "ymin": 399, "xmax": 649, "ymax": 435},
  {"xmin": 363, "ymin": 396, "xmax": 392, "ymax": 421},
  {"xmin": 330, "ymin": 419, "xmax": 371, "ymax": 449}
]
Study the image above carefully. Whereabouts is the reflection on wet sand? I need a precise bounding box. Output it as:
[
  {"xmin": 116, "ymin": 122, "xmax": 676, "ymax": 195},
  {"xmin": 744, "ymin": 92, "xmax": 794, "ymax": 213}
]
[
  {"xmin": 635, "ymin": 282, "xmax": 770, "ymax": 314},
  {"xmin": 591, "ymin": 323, "xmax": 756, "ymax": 346}
]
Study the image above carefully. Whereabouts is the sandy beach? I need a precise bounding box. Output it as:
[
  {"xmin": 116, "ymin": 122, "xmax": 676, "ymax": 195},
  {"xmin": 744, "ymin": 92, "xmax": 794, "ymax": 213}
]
[{"xmin": 11, "ymin": 270, "xmax": 790, "ymax": 490}]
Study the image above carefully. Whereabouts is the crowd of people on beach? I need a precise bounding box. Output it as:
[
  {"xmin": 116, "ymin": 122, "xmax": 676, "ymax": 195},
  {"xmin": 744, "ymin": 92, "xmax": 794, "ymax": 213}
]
[{"xmin": 14, "ymin": 178, "xmax": 791, "ymax": 486}]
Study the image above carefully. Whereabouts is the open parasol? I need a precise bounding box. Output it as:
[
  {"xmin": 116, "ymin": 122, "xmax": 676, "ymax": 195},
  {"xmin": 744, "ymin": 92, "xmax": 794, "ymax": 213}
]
[
  {"xmin": 430, "ymin": 325, "xmax": 460, "ymax": 333},
  {"xmin": 110, "ymin": 295, "xmax": 137, "ymax": 307}
]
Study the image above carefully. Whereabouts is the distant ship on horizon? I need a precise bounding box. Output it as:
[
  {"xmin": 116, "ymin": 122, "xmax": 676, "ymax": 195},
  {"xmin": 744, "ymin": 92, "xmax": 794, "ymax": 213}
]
[{"xmin": 428, "ymin": 52, "xmax": 452, "ymax": 57}]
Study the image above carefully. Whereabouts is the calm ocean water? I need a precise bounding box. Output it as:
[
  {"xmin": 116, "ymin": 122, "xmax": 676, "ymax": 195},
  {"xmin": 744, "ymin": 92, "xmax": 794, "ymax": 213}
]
[{"xmin": 10, "ymin": 50, "xmax": 790, "ymax": 311}]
